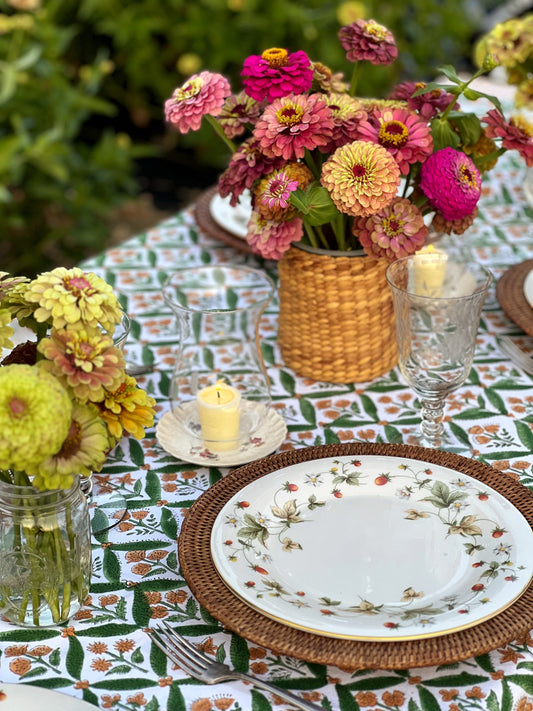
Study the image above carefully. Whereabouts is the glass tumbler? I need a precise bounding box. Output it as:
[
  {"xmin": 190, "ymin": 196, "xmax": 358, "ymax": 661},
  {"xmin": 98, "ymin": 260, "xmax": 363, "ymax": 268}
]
[{"xmin": 163, "ymin": 265, "xmax": 275, "ymax": 452}]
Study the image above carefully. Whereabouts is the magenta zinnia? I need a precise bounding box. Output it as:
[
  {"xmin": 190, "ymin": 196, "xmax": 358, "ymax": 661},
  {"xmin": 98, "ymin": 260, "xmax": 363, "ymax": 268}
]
[
  {"xmin": 355, "ymin": 197, "xmax": 427, "ymax": 261},
  {"xmin": 338, "ymin": 19, "xmax": 398, "ymax": 65},
  {"xmin": 242, "ymin": 48, "xmax": 313, "ymax": 103},
  {"xmin": 357, "ymin": 108, "xmax": 433, "ymax": 175},
  {"xmin": 253, "ymin": 93, "xmax": 334, "ymax": 160},
  {"xmin": 321, "ymin": 141, "xmax": 401, "ymax": 217},
  {"xmin": 420, "ymin": 147, "xmax": 482, "ymax": 221},
  {"xmin": 165, "ymin": 71, "xmax": 231, "ymax": 133}
]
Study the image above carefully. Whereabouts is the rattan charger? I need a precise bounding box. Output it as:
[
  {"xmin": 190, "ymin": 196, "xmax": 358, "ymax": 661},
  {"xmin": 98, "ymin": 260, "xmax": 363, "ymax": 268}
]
[
  {"xmin": 179, "ymin": 442, "xmax": 533, "ymax": 671},
  {"xmin": 496, "ymin": 258, "xmax": 533, "ymax": 336}
]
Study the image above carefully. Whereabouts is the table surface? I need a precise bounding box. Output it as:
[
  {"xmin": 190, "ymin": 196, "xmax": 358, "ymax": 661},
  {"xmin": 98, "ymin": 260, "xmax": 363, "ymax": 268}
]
[{"xmin": 1, "ymin": 149, "xmax": 533, "ymax": 711}]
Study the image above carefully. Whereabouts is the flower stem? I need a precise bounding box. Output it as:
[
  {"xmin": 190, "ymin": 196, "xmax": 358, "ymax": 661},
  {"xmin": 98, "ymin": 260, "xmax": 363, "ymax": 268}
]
[
  {"xmin": 204, "ymin": 114, "xmax": 237, "ymax": 153},
  {"xmin": 349, "ymin": 62, "xmax": 362, "ymax": 97}
]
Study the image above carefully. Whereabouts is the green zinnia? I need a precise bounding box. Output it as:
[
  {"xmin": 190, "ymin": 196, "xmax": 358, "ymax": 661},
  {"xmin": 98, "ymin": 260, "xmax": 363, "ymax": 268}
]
[{"xmin": 0, "ymin": 364, "xmax": 72, "ymax": 473}]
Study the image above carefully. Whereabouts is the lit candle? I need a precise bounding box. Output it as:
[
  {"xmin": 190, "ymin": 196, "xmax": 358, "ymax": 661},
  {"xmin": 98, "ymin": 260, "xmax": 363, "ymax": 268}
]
[
  {"xmin": 196, "ymin": 379, "xmax": 241, "ymax": 451},
  {"xmin": 413, "ymin": 244, "xmax": 448, "ymax": 297}
]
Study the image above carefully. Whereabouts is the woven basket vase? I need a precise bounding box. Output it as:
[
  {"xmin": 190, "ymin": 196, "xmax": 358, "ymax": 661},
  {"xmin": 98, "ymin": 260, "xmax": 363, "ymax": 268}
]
[{"xmin": 277, "ymin": 244, "xmax": 398, "ymax": 383}]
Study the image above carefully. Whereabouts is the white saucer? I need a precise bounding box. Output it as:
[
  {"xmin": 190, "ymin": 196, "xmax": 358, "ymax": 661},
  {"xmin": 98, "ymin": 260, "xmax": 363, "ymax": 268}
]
[
  {"xmin": 156, "ymin": 408, "xmax": 287, "ymax": 467},
  {"xmin": 209, "ymin": 191, "xmax": 252, "ymax": 239}
]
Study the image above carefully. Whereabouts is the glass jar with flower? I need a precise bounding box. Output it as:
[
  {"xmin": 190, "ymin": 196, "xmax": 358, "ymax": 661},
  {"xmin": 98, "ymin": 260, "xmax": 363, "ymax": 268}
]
[
  {"xmin": 164, "ymin": 18, "xmax": 532, "ymax": 382},
  {"xmin": 0, "ymin": 268, "xmax": 156, "ymax": 626}
]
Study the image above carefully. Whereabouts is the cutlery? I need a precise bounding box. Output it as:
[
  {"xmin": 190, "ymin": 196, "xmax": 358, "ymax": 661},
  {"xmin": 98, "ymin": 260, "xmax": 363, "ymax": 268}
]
[
  {"xmin": 150, "ymin": 622, "xmax": 324, "ymax": 711},
  {"xmin": 498, "ymin": 336, "xmax": 533, "ymax": 375}
]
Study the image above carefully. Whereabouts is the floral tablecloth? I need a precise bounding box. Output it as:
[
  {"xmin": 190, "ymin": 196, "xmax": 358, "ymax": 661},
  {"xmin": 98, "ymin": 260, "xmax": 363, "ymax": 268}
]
[{"xmin": 1, "ymin": 149, "xmax": 533, "ymax": 711}]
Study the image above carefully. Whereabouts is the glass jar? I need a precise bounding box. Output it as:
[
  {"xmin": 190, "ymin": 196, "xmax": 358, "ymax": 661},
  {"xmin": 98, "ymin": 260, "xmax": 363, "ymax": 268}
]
[
  {"xmin": 0, "ymin": 477, "xmax": 92, "ymax": 627},
  {"xmin": 163, "ymin": 265, "xmax": 274, "ymax": 452}
]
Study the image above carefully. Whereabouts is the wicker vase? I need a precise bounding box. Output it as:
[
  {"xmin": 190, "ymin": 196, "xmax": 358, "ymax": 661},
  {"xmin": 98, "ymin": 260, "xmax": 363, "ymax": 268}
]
[{"xmin": 277, "ymin": 243, "xmax": 398, "ymax": 383}]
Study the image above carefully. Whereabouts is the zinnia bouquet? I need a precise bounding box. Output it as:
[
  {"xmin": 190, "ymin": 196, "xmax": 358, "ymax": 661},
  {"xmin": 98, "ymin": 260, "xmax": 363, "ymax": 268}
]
[
  {"xmin": 165, "ymin": 18, "xmax": 533, "ymax": 261},
  {"xmin": 475, "ymin": 13, "xmax": 533, "ymax": 110},
  {"xmin": 0, "ymin": 267, "xmax": 156, "ymax": 492},
  {"xmin": 0, "ymin": 267, "xmax": 156, "ymax": 626}
]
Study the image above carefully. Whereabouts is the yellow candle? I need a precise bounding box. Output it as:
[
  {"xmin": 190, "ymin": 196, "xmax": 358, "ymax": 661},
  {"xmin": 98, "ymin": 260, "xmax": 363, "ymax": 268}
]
[
  {"xmin": 196, "ymin": 380, "xmax": 241, "ymax": 451},
  {"xmin": 413, "ymin": 244, "xmax": 448, "ymax": 297}
]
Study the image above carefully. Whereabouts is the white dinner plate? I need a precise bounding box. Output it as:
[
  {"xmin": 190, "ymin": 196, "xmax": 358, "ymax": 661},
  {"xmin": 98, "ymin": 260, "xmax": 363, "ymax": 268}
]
[
  {"xmin": 0, "ymin": 684, "xmax": 96, "ymax": 711},
  {"xmin": 209, "ymin": 190, "xmax": 252, "ymax": 239},
  {"xmin": 523, "ymin": 268, "xmax": 533, "ymax": 309},
  {"xmin": 211, "ymin": 455, "xmax": 533, "ymax": 641}
]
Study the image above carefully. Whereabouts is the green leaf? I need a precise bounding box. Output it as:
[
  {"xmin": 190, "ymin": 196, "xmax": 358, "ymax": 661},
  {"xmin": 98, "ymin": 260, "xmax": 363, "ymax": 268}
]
[
  {"xmin": 75, "ymin": 623, "xmax": 140, "ymax": 637},
  {"xmin": 515, "ymin": 420, "xmax": 533, "ymax": 450},
  {"xmin": 335, "ymin": 684, "xmax": 361, "ymax": 710},
  {"xmin": 167, "ymin": 683, "xmax": 187, "ymax": 711},
  {"xmin": 129, "ymin": 438, "xmax": 145, "ymax": 468},
  {"xmin": 103, "ymin": 548, "xmax": 121, "ymax": 583},
  {"xmin": 344, "ymin": 675, "xmax": 407, "ymax": 691},
  {"xmin": 150, "ymin": 638, "xmax": 167, "ymax": 676},
  {"xmin": 503, "ymin": 674, "xmax": 533, "ymax": 694},
  {"xmin": 299, "ymin": 397, "xmax": 316, "ymax": 426},
  {"xmin": 66, "ymin": 636, "xmax": 84, "ymax": 679},
  {"xmin": 449, "ymin": 421, "xmax": 471, "ymax": 448},
  {"xmin": 142, "ymin": 344, "xmax": 155, "ymax": 366},
  {"xmin": 280, "ymin": 369, "xmax": 296, "ymax": 396},
  {"xmin": 324, "ymin": 428, "xmax": 340, "ymax": 444},
  {"xmin": 261, "ymin": 341, "xmax": 275, "ymax": 366},
  {"xmin": 423, "ymin": 672, "xmax": 490, "ymax": 686},
  {"xmin": 145, "ymin": 470, "xmax": 162, "ymax": 501},
  {"xmin": 361, "ymin": 394, "xmax": 378, "ymax": 421},
  {"xmin": 107, "ymin": 663, "xmax": 134, "ymax": 675},
  {"xmin": 230, "ymin": 632, "xmax": 250, "ymax": 673},
  {"xmin": 384, "ymin": 424, "xmax": 403, "ymax": 444},
  {"xmin": 436, "ymin": 64, "xmax": 462, "ymax": 83},
  {"xmin": 132, "ymin": 586, "xmax": 153, "ymax": 627},
  {"xmin": 449, "ymin": 112, "xmax": 481, "ymax": 146},
  {"xmin": 418, "ymin": 686, "xmax": 441, "ymax": 711},
  {"xmin": 289, "ymin": 182, "xmax": 338, "ymax": 225},
  {"xmin": 251, "ymin": 689, "xmax": 272, "ymax": 711},
  {"xmin": 501, "ymin": 679, "xmax": 514, "ymax": 711},
  {"xmin": 482, "ymin": 389, "xmax": 507, "ymax": 414},
  {"xmin": 485, "ymin": 690, "xmax": 500, "ymax": 711},
  {"xmin": 160, "ymin": 507, "xmax": 178, "ymax": 540},
  {"xmin": 474, "ymin": 652, "xmax": 495, "ymax": 673},
  {"xmin": 91, "ymin": 679, "xmax": 159, "ymax": 690},
  {"xmin": 82, "ymin": 689, "xmax": 100, "ymax": 707},
  {"xmin": 430, "ymin": 117, "xmax": 461, "ymax": 151}
]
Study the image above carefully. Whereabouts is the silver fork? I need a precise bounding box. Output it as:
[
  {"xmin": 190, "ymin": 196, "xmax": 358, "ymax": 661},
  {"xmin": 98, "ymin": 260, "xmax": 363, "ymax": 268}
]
[
  {"xmin": 498, "ymin": 336, "xmax": 533, "ymax": 375},
  {"xmin": 150, "ymin": 622, "xmax": 325, "ymax": 711}
]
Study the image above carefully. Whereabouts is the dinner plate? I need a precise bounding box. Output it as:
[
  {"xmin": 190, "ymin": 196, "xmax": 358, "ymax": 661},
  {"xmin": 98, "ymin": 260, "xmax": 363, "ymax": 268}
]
[
  {"xmin": 209, "ymin": 190, "xmax": 252, "ymax": 239},
  {"xmin": 523, "ymin": 268, "xmax": 533, "ymax": 309},
  {"xmin": 0, "ymin": 683, "xmax": 96, "ymax": 711},
  {"xmin": 211, "ymin": 454, "xmax": 533, "ymax": 641}
]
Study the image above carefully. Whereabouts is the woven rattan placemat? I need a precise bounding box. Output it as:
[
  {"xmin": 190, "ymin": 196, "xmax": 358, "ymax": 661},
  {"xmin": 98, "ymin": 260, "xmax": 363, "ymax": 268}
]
[
  {"xmin": 496, "ymin": 259, "xmax": 533, "ymax": 336},
  {"xmin": 179, "ymin": 442, "xmax": 533, "ymax": 671},
  {"xmin": 194, "ymin": 187, "xmax": 255, "ymax": 254}
]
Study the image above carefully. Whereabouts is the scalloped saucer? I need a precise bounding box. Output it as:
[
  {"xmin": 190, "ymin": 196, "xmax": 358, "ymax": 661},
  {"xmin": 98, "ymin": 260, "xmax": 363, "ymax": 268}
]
[{"xmin": 156, "ymin": 408, "xmax": 287, "ymax": 467}]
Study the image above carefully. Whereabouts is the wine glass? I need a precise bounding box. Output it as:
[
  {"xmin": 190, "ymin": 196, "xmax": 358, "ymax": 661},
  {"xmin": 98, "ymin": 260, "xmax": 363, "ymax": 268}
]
[{"xmin": 386, "ymin": 253, "xmax": 493, "ymax": 449}]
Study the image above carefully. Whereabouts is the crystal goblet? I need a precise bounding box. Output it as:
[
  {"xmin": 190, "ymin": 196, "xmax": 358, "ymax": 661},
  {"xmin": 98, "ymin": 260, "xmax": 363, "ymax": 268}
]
[{"xmin": 386, "ymin": 253, "xmax": 493, "ymax": 448}]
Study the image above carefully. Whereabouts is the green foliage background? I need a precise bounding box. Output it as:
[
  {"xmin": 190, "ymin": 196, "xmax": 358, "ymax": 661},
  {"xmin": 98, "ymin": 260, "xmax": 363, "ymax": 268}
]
[{"xmin": 0, "ymin": 0, "xmax": 493, "ymax": 275}]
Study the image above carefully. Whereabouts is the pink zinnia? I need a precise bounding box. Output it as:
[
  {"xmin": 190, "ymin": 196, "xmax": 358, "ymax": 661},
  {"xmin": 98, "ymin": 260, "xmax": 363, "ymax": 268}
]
[
  {"xmin": 253, "ymin": 93, "xmax": 334, "ymax": 160},
  {"xmin": 218, "ymin": 137, "xmax": 284, "ymax": 206},
  {"xmin": 355, "ymin": 197, "xmax": 428, "ymax": 261},
  {"xmin": 357, "ymin": 108, "xmax": 433, "ymax": 175},
  {"xmin": 420, "ymin": 147, "xmax": 481, "ymax": 221},
  {"xmin": 164, "ymin": 71, "xmax": 231, "ymax": 133},
  {"xmin": 246, "ymin": 211, "xmax": 303, "ymax": 260},
  {"xmin": 389, "ymin": 81, "xmax": 458, "ymax": 120},
  {"xmin": 321, "ymin": 92, "xmax": 368, "ymax": 153},
  {"xmin": 218, "ymin": 91, "xmax": 262, "ymax": 139},
  {"xmin": 241, "ymin": 48, "xmax": 313, "ymax": 103},
  {"xmin": 338, "ymin": 19, "xmax": 398, "ymax": 66},
  {"xmin": 482, "ymin": 109, "xmax": 533, "ymax": 167},
  {"xmin": 260, "ymin": 171, "xmax": 299, "ymax": 209}
]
